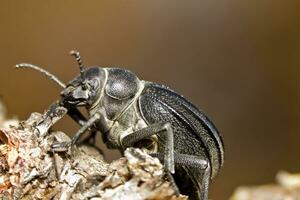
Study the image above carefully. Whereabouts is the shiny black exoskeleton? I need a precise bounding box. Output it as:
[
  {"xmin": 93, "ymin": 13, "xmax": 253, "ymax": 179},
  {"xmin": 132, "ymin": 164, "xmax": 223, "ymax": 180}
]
[{"xmin": 16, "ymin": 50, "xmax": 224, "ymax": 200}]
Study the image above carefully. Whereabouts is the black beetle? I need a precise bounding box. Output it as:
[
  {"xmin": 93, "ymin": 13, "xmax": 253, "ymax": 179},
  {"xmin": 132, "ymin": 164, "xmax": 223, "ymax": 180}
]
[{"xmin": 15, "ymin": 50, "xmax": 224, "ymax": 200}]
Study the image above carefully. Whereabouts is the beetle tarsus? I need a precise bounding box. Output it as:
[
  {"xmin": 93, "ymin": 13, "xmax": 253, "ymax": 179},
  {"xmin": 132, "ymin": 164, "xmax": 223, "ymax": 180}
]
[{"xmin": 51, "ymin": 141, "xmax": 71, "ymax": 152}]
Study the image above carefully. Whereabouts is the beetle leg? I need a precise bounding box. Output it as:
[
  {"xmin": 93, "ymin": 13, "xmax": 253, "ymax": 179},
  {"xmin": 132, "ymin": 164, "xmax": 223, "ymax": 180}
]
[
  {"xmin": 151, "ymin": 152, "xmax": 210, "ymax": 200},
  {"xmin": 58, "ymin": 99, "xmax": 87, "ymax": 126},
  {"xmin": 51, "ymin": 113, "xmax": 101, "ymax": 151},
  {"xmin": 70, "ymin": 113, "xmax": 101, "ymax": 145},
  {"xmin": 65, "ymin": 106, "xmax": 100, "ymax": 144},
  {"xmin": 66, "ymin": 106, "xmax": 87, "ymax": 126},
  {"xmin": 121, "ymin": 122, "xmax": 174, "ymax": 174}
]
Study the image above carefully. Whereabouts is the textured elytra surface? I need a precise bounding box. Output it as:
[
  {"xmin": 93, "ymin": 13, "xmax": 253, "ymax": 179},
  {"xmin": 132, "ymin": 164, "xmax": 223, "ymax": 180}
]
[
  {"xmin": 139, "ymin": 82, "xmax": 224, "ymax": 199},
  {"xmin": 139, "ymin": 83, "xmax": 223, "ymax": 173},
  {"xmin": 0, "ymin": 101, "xmax": 187, "ymax": 200}
]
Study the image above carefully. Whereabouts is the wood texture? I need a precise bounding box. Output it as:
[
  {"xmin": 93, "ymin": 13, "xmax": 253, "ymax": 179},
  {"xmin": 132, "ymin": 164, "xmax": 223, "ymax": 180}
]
[{"xmin": 0, "ymin": 102, "xmax": 187, "ymax": 200}]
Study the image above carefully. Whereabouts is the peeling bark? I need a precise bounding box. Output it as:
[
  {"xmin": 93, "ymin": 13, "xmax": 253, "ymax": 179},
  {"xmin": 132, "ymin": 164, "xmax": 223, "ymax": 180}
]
[{"xmin": 0, "ymin": 102, "xmax": 187, "ymax": 200}]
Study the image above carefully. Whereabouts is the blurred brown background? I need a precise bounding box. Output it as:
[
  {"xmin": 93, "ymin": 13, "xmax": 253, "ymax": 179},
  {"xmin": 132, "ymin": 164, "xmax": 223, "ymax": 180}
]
[{"xmin": 0, "ymin": 0, "xmax": 300, "ymax": 199}]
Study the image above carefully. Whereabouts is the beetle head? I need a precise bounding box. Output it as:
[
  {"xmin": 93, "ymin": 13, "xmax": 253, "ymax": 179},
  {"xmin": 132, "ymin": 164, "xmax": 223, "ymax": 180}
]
[
  {"xmin": 61, "ymin": 51, "xmax": 105, "ymax": 107},
  {"xmin": 61, "ymin": 68, "xmax": 104, "ymax": 107}
]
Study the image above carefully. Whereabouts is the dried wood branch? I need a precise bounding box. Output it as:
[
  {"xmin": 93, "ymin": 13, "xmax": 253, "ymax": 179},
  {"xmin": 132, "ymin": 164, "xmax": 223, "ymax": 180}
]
[{"xmin": 0, "ymin": 102, "xmax": 187, "ymax": 200}]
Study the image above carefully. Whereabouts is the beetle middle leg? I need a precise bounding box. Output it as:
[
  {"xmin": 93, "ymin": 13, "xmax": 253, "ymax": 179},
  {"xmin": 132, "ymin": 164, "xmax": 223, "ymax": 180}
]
[{"xmin": 121, "ymin": 122, "xmax": 174, "ymax": 174}]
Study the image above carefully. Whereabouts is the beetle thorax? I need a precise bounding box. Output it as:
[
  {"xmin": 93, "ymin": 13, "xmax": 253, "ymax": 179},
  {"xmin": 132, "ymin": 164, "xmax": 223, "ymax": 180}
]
[
  {"xmin": 87, "ymin": 68, "xmax": 149, "ymax": 149},
  {"xmin": 105, "ymin": 102, "xmax": 145, "ymax": 148}
]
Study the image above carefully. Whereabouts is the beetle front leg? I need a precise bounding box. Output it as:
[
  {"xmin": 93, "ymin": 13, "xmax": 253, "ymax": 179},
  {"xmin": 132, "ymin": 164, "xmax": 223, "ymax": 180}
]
[
  {"xmin": 65, "ymin": 107, "xmax": 99, "ymax": 144},
  {"xmin": 151, "ymin": 153, "xmax": 211, "ymax": 200},
  {"xmin": 121, "ymin": 122, "xmax": 174, "ymax": 174},
  {"xmin": 70, "ymin": 113, "xmax": 101, "ymax": 145},
  {"xmin": 67, "ymin": 107, "xmax": 87, "ymax": 126},
  {"xmin": 51, "ymin": 112, "xmax": 101, "ymax": 151}
]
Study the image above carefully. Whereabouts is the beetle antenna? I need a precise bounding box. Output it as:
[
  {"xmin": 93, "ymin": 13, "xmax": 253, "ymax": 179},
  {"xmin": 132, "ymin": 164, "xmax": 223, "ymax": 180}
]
[
  {"xmin": 15, "ymin": 63, "xmax": 66, "ymax": 88},
  {"xmin": 69, "ymin": 50, "xmax": 84, "ymax": 77}
]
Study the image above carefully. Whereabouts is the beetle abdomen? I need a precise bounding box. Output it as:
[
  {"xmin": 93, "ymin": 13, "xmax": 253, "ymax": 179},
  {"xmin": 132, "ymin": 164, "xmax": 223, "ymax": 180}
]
[{"xmin": 138, "ymin": 82, "xmax": 224, "ymax": 178}]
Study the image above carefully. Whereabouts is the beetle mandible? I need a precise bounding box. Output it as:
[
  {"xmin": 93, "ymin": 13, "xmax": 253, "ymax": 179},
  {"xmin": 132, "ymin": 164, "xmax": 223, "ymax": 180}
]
[{"xmin": 15, "ymin": 50, "xmax": 224, "ymax": 200}]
